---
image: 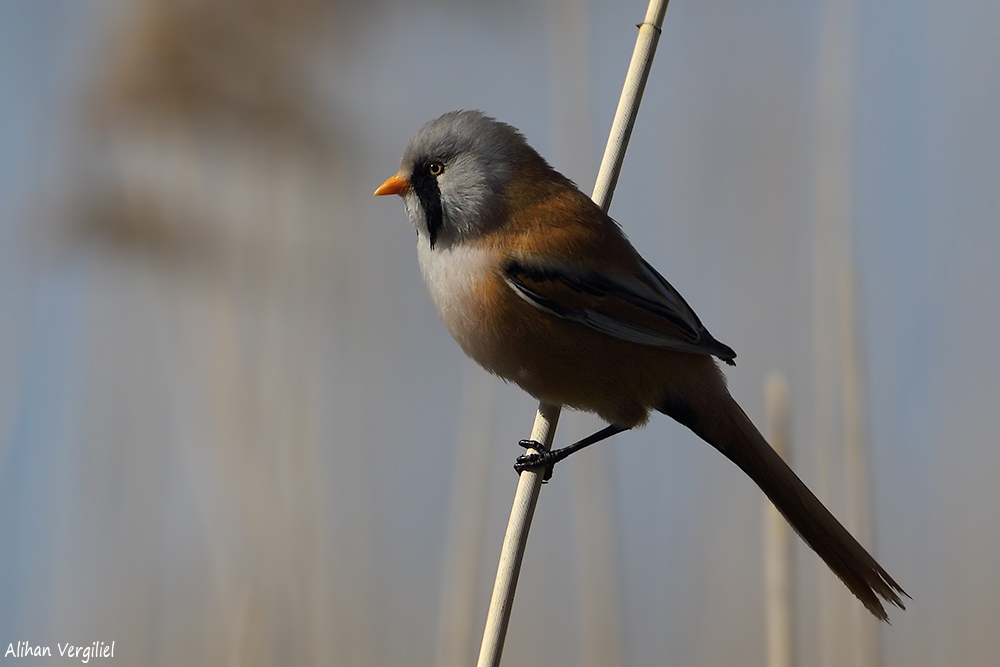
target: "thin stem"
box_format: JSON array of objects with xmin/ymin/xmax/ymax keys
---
[
  {"xmin": 476, "ymin": 403, "xmax": 561, "ymax": 667},
  {"xmin": 592, "ymin": 0, "xmax": 670, "ymax": 212},
  {"xmin": 475, "ymin": 2, "xmax": 671, "ymax": 666}
]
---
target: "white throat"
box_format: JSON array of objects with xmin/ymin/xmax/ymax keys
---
[{"xmin": 416, "ymin": 237, "xmax": 492, "ymax": 342}]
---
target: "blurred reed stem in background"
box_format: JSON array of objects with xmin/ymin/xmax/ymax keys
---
[{"xmin": 70, "ymin": 1, "xmax": 377, "ymax": 663}]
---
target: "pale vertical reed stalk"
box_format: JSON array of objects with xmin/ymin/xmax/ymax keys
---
[
  {"xmin": 476, "ymin": 1, "xmax": 671, "ymax": 666},
  {"xmin": 88, "ymin": 3, "xmax": 358, "ymax": 663},
  {"xmin": 841, "ymin": 270, "xmax": 880, "ymax": 667},
  {"xmin": 434, "ymin": 361, "xmax": 498, "ymax": 667},
  {"xmin": 765, "ymin": 373, "xmax": 794, "ymax": 667},
  {"xmin": 813, "ymin": 0, "xmax": 875, "ymax": 665}
]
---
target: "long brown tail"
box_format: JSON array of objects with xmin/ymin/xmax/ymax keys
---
[{"xmin": 661, "ymin": 392, "xmax": 907, "ymax": 620}]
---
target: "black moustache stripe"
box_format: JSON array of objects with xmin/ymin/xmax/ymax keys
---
[{"xmin": 410, "ymin": 166, "xmax": 443, "ymax": 249}]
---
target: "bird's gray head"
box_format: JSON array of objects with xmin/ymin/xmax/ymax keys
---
[{"xmin": 392, "ymin": 110, "xmax": 537, "ymax": 249}]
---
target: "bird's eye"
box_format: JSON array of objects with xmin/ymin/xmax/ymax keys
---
[{"xmin": 428, "ymin": 162, "xmax": 444, "ymax": 176}]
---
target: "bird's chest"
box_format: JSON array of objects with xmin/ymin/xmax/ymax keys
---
[{"xmin": 416, "ymin": 240, "xmax": 498, "ymax": 355}]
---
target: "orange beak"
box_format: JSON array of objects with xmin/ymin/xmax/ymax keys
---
[{"xmin": 373, "ymin": 173, "xmax": 411, "ymax": 196}]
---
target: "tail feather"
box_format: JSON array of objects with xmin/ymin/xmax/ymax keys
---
[{"xmin": 664, "ymin": 392, "xmax": 907, "ymax": 621}]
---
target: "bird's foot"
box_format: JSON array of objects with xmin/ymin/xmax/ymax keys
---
[
  {"xmin": 514, "ymin": 440, "xmax": 555, "ymax": 481},
  {"xmin": 513, "ymin": 424, "xmax": 627, "ymax": 482}
]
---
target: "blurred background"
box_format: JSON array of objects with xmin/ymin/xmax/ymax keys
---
[{"xmin": 1, "ymin": 0, "xmax": 997, "ymax": 665}]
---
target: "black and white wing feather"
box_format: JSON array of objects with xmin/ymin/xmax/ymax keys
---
[{"xmin": 504, "ymin": 257, "xmax": 736, "ymax": 364}]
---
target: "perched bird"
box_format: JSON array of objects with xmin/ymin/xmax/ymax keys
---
[{"xmin": 375, "ymin": 110, "xmax": 906, "ymax": 620}]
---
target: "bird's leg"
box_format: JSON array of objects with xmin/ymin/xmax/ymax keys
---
[{"xmin": 515, "ymin": 424, "xmax": 629, "ymax": 480}]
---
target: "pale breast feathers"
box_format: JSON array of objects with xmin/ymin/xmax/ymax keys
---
[{"xmin": 416, "ymin": 241, "xmax": 496, "ymax": 343}]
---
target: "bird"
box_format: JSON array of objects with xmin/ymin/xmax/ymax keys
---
[{"xmin": 374, "ymin": 109, "xmax": 906, "ymax": 620}]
